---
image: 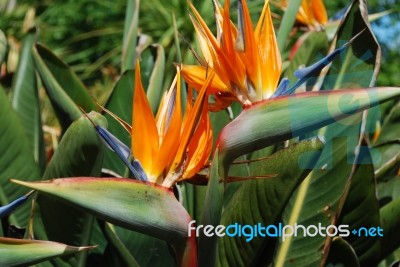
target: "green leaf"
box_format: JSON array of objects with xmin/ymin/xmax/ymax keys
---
[
  {"xmin": 217, "ymin": 138, "xmax": 324, "ymax": 267},
  {"xmin": 377, "ymin": 176, "xmax": 400, "ymax": 202},
  {"xmin": 35, "ymin": 44, "xmax": 96, "ymax": 112},
  {"xmin": 32, "ymin": 112, "xmax": 107, "ymax": 267},
  {"xmin": 12, "ymin": 178, "xmax": 197, "ymax": 266},
  {"xmin": 0, "ymin": 237, "xmax": 93, "ymax": 267},
  {"xmin": 321, "ymin": 3, "xmax": 380, "ymax": 91},
  {"xmin": 11, "ymin": 28, "xmax": 45, "ymax": 173},
  {"xmin": 375, "ymin": 99, "xmax": 400, "ymax": 145},
  {"xmin": 218, "ymin": 87, "xmax": 400, "ymax": 166},
  {"xmin": 121, "ymin": 0, "xmax": 139, "ymax": 72},
  {"xmin": 273, "ymin": 0, "xmax": 382, "ymax": 265},
  {"xmin": 102, "ymin": 70, "xmax": 134, "ymax": 176},
  {"xmin": 325, "ymin": 10, "xmax": 392, "ymax": 41},
  {"xmin": 144, "ymin": 44, "xmax": 165, "ymax": 114},
  {"xmin": 277, "ymin": 0, "xmax": 302, "ymax": 53},
  {"xmin": 42, "ymin": 112, "xmax": 106, "ymax": 178},
  {"xmin": 0, "ymin": 30, "xmax": 6, "ymax": 65},
  {"xmin": 380, "ymin": 196, "xmax": 400, "ymax": 262},
  {"xmin": 101, "ymin": 223, "xmax": 139, "ymax": 267},
  {"xmin": 373, "ymin": 100, "xmax": 400, "ymax": 181},
  {"xmin": 337, "ymin": 141, "xmax": 381, "ymax": 265},
  {"xmin": 198, "ymin": 148, "xmax": 224, "ymax": 267},
  {"xmin": 102, "ymin": 223, "xmax": 176, "ymax": 267},
  {"xmin": 32, "ymin": 44, "xmax": 94, "ymax": 130},
  {"xmin": 0, "ymin": 87, "xmax": 41, "ymax": 227},
  {"xmin": 325, "ymin": 237, "xmax": 360, "ymax": 267}
]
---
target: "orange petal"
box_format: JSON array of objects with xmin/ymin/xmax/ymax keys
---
[
  {"xmin": 156, "ymin": 71, "xmax": 182, "ymax": 179},
  {"xmin": 168, "ymin": 71, "xmax": 215, "ymax": 178},
  {"xmin": 297, "ymin": 0, "xmax": 314, "ymax": 26},
  {"xmin": 132, "ymin": 61, "xmax": 159, "ymax": 181},
  {"xmin": 312, "ymin": 0, "xmax": 327, "ymax": 25},
  {"xmin": 255, "ymin": 1, "xmax": 281, "ymax": 99},
  {"xmin": 221, "ymin": 0, "xmax": 247, "ymax": 91},
  {"xmin": 188, "ymin": 1, "xmax": 221, "ymax": 55},
  {"xmin": 237, "ymin": 0, "xmax": 261, "ymax": 99},
  {"xmin": 189, "ymin": 1, "xmax": 245, "ymax": 94},
  {"xmin": 180, "ymin": 64, "xmax": 230, "ymax": 94},
  {"xmin": 181, "ymin": 101, "xmax": 213, "ymax": 180},
  {"xmin": 189, "ymin": 14, "xmax": 215, "ymax": 67}
]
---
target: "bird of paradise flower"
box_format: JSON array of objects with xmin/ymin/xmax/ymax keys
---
[
  {"xmin": 180, "ymin": 0, "xmax": 358, "ymax": 111},
  {"xmin": 275, "ymin": 0, "xmax": 328, "ymax": 29},
  {"xmin": 92, "ymin": 62, "xmax": 214, "ymax": 188}
]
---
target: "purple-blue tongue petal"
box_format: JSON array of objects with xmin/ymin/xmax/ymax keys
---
[
  {"xmin": 0, "ymin": 191, "xmax": 34, "ymax": 218},
  {"xmin": 96, "ymin": 126, "xmax": 147, "ymax": 181},
  {"xmin": 271, "ymin": 78, "xmax": 290, "ymax": 98},
  {"xmin": 281, "ymin": 31, "xmax": 364, "ymax": 96}
]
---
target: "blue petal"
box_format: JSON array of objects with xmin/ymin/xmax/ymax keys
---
[
  {"xmin": 0, "ymin": 191, "xmax": 34, "ymax": 218},
  {"xmin": 97, "ymin": 126, "xmax": 130, "ymax": 159},
  {"xmin": 271, "ymin": 78, "xmax": 290, "ymax": 98},
  {"xmin": 282, "ymin": 31, "xmax": 364, "ymax": 96},
  {"xmin": 96, "ymin": 126, "xmax": 147, "ymax": 182}
]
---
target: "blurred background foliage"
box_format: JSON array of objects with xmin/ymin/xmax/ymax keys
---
[
  {"xmin": 0, "ymin": 0, "xmax": 399, "ymax": 92},
  {"xmin": 0, "ymin": 0, "xmax": 398, "ymax": 148}
]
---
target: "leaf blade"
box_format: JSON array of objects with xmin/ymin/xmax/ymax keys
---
[{"xmin": 0, "ymin": 237, "xmax": 93, "ymax": 267}]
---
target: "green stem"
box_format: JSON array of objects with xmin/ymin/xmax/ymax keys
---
[
  {"xmin": 277, "ymin": 0, "xmax": 302, "ymax": 54},
  {"xmin": 198, "ymin": 148, "xmax": 225, "ymax": 267},
  {"xmin": 103, "ymin": 222, "xmax": 140, "ymax": 267}
]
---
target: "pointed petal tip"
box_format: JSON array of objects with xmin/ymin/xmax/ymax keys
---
[
  {"xmin": 76, "ymin": 245, "xmax": 97, "ymax": 252},
  {"xmin": 0, "ymin": 190, "xmax": 34, "ymax": 218}
]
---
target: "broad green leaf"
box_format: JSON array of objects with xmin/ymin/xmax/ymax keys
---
[
  {"xmin": 0, "ymin": 237, "xmax": 93, "ymax": 267},
  {"xmin": 103, "ymin": 70, "xmax": 134, "ymax": 176},
  {"xmin": 325, "ymin": 237, "xmax": 360, "ymax": 267},
  {"xmin": 0, "ymin": 87, "xmax": 41, "ymax": 227},
  {"xmin": 217, "ymin": 138, "xmax": 324, "ymax": 267},
  {"xmin": 101, "ymin": 223, "xmax": 139, "ymax": 267},
  {"xmin": 0, "ymin": 30, "xmax": 6, "ymax": 65},
  {"xmin": 337, "ymin": 141, "xmax": 381, "ymax": 265},
  {"xmin": 12, "ymin": 178, "xmax": 197, "ymax": 267},
  {"xmin": 32, "ymin": 45, "xmax": 91, "ymax": 130},
  {"xmin": 35, "ymin": 44, "xmax": 96, "ymax": 111},
  {"xmin": 276, "ymin": 0, "xmax": 302, "ymax": 53},
  {"xmin": 380, "ymin": 196, "xmax": 400, "ymax": 262},
  {"xmin": 121, "ymin": 0, "xmax": 139, "ymax": 72},
  {"xmin": 218, "ymin": 87, "xmax": 399, "ymax": 165},
  {"xmin": 273, "ymin": 0, "xmax": 381, "ymax": 265},
  {"xmin": 11, "ymin": 28, "xmax": 45, "ymax": 173},
  {"xmin": 377, "ymin": 177, "xmax": 400, "ymax": 202},
  {"xmin": 33, "ymin": 112, "xmax": 106, "ymax": 267},
  {"xmin": 274, "ymin": 134, "xmax": 356, "ymax": 267},
  {"xmin": 103, "ymin": 224, "xmax": 176, "ymax": 267}
]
